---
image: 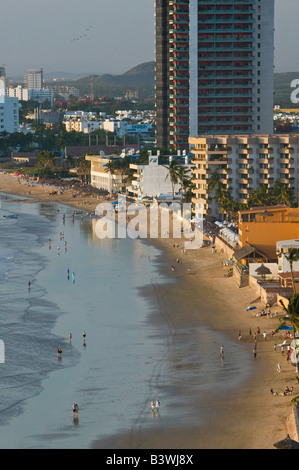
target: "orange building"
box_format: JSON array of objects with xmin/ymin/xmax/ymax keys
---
[{"xmin": 238, "ymin": 205, "xmax": 299, "ymax": 260}]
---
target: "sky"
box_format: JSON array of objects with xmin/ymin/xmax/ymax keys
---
[{"xmin": 0, "ymin": 0, "xmax": 298, "ymax": 77}]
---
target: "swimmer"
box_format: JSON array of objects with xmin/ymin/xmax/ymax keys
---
[
  {"xmin": 68, "ymin": 332, "xmax": 72, "ymax": 342},
  {"xmin": 82, "ymin": 331, "xmax": 86, "ymax": 342},
  {"xmin": 57, "ymin": 346, "xmax": 62, "ymax": 354},
  {"xmin": 151, "ymin": 400, "xmax": 155, "ymax": 412},
  {"xmin": 28, "ymin": 281, "xmax": 31, "ymax": 290},
  {"xmin": 72, "ymin": 272, "xmax": 75, "ymax": 283},
  {"xmin": 155, "ymin": 400, "xmax": 160, "ymax": 411}
]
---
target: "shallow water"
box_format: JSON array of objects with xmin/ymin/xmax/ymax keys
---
[{"xmin": 0, "ymin": 195, "xmax": 253, "ymax": 448}]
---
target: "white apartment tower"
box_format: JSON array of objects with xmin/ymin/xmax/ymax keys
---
[
  {"xmin": 156, "ymin": 0, "xmax": 275, "ymax": 150},
  {"xmin": 24, "ymin": 68, "xmax": 43, "ymax": 89}
]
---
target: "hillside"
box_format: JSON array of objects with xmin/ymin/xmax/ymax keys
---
[
  {"xmin": 48, "ymin": 62, "xmax": 299, "ymax": 108},
  {"xmin": 58, "ymin": 61, "xmax": 155, "ymax": 101}
]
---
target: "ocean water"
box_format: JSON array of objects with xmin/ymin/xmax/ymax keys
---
[{"xmin": 0, "ymin": 194, "xmax": 253, "ymax": 449}]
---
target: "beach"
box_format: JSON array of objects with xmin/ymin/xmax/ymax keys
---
[{"xmin": 0, "ymin": 172, "xmax": 298, "ymax": 449}]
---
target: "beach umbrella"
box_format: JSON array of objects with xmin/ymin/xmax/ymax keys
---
[
  {"xmin": 273, "ymin": 434, "xmax": 299, "ymax": 449},
  {"xmin": 255, "ymin": 264, "xmax": 271, "ymax": 280},
  {"xmin": 255, "ymin": 264, "xmax": 271, "ymax": 275}
]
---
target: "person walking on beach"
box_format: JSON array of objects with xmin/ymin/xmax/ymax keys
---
[
  {"xmin": 72, "ymin": 403, "xmax": 79, "ymax": 416},
  {"xmin": 155, "ymin": 400, "xmax": 160, "ymax": 412},
  {"xmin": 274, "ymin": 343, "xmax": 277, "ymax": 352},
  {"xmin": 263, "ymin": 331, "xmax": 267, "ymax": 341},
  {"xmin": 277, "ymin": 363, "xmax": 281, "ymax": 372}
]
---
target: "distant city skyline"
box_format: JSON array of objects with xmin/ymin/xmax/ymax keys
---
[{"xmin": 0, "ymin": 0, "xmax": 298, "ymax": 78}]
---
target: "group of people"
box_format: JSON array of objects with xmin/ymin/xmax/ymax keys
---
[
  {"xmin": 68, "ymin": 331, "xmax": 86, "ymax": 345},
  {"xmin": 151, "ymin": 400, "xmax": 160, "ymax": 413},
  {"xmin": 270, "ymin": 386, "xmax": 293, "ymax": 397}
]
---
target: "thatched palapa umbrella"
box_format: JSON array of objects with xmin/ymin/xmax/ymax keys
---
[
  {"xmin": 255, "ymin": 264, "xmax": 271, "ymax": 281},
  {"xmin": 274, "ymin": 434, "xmax": 299, "ymax": 449}
]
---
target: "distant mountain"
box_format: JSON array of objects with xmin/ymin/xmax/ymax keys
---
[
  {"xmin": 53, "ymin": 61, "xmax": 155, "ymax": 101},
  {"xmin": 10, "ymin": 62, "xmax": 299, "ymax": 108}
]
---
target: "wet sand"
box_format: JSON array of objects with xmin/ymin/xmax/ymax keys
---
[
  {"xmin": 93, "ymin": 236, "xmax": 298, "ymax": 449},
  {"xmin": 0, "ymin": 172, "xmax": 298, "ymax": 449}
]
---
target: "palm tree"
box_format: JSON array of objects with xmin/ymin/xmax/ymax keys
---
[
  {"xmin": 77, "ymin": 157, "xmax": 91, "ymax": 184},
  {"xmin": 37, "ymin": 150, "xmax": 55, "ymax": 169},
  {"xmin": 175, "ymin": 164, "xmax": 191, "ymax": 205},
  {"xmin": 104, "ymin": 160, "xmax": 118, "ymax": 193},
  {"xmin": 164, "ymin": 160, "xmax": 179, "ymax": 199},
  {"xmin": 285, "ymin": 248, "xmax": 299, "ymax": 295},
  {"xmin": 208, "ymin": 171, "xmax": 224, "ymax": 195},
  {"xmin": 272, "ymin": 178, "xmax": 295, "ymax": 206},
  {"xmin": 275, "ymin": 294, "xmax": 299, "ymax": 377}
]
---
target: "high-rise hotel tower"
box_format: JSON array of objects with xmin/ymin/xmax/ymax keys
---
[{"xmin": 155, "ymin": 0, "xmax": 274, "ymax": 151}]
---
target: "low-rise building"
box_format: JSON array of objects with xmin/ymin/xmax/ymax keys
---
[
  {"xmin": 127, "ymin": 151, "xmax": 191, "ymax": 202},
  {"xmin": 238, "ymin": 205, "xmax": 299, "ymax": 260},
  {"xmin": 64, "ymin": 119, "xmax": 101, "ymax": 134},
  {"xmin": 85, "ymin": 155, "xmax": 124, "ymax": 193}
]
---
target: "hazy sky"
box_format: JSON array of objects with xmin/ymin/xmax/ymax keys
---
[{"xmin": 0, "ymin": 0, "xmax": 298, "ymax": 77}]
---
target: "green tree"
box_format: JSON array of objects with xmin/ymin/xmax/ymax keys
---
[
  {"xmin": 77, "ymin": 157, "xmax": 91, "ymax": 183},
  {"xmin": 37, "ymin": 150, "xmax": 55, "ymax": 169},
  {"xmin": 272, "ymin": 178, "xmax": 295, "ymax": 206}
]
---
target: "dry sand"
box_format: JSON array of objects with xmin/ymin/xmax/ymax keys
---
[{"xmin": 0, "ymin": 172, "xmax": 298, "ymax": 449}]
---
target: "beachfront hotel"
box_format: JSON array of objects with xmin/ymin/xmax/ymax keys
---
[
  {"xmin": 190, "ymin": 134, "xmax": 299, "ymax": 217},
  {"xmin": 85, "ymin": 155, "xmax": 125, "ymax": 193},
  {"xmin": 155, "ymin": 0, "xmax": 274, "ymax": 151}
]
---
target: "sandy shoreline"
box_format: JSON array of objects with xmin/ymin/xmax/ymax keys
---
[{"xmin": 0, "ymin": 172, "xmax": 298, "ymax": 449}]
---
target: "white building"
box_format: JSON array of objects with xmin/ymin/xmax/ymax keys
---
[
  {"xmin": 101, "ymin": 119, "xmax": 152, "ymax": 138},
  {"xmin": 64, "ymin": 119, "xmax": 101, "ymax": 134},
  {"xmin": 7, "ymin": 85, "xmax": 29, "ymax": 101},
  {"xmin": 0, "ymin": 96, "xmax": 19, "ymax": 133},
  {"xmin": 101, "ymin": 119, "xmax": 127, "ymax": 137},
  {"xmin": 127, "ymin": 152, "xmax": 191, "ymax": 201},
  {"xmin": 85, "ymin": 155, "xmax": 124, "ymax": 192},
  {"xmin": 276, "ymin": 239, "xmax": 299, "ymax": 273}
]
